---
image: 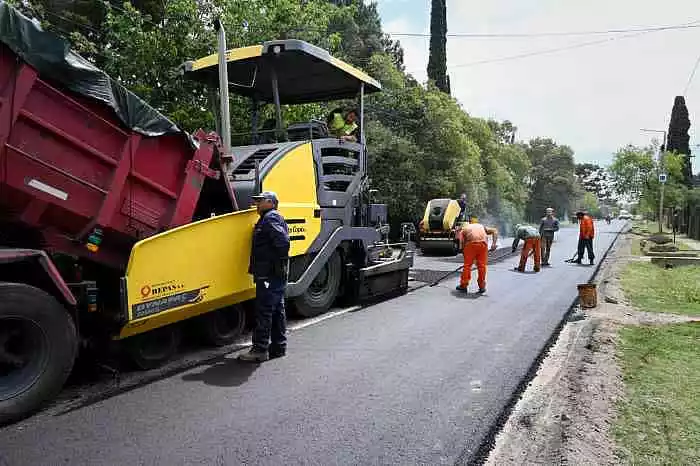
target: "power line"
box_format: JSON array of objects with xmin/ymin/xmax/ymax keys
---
[
  {"xmin": 447, "ymin": 29, "xmax": 663, "ymax": 69},
  {"xmin": 683, "ymin": 53, "xmax": 700, "ymax": 95},
  {"xmin": 387, "ymin": 22, "xmax": 700, "ymax": 39}
]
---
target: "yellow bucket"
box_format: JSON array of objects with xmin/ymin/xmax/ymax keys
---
[{"xmin": 577, "ymin": 283, "xmax": 597, "ymax": 309}]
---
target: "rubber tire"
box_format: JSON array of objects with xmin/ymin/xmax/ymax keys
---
[
  {"xmin": 125, "ymin": 325, "xmax": 181, "ymax": 370},
  {"xmin": 200, "ymin": 305, "xmax": 246, "ymax": 347},
  {"xmin": 294, "ymin": 251, "xmax": 342, "ymax": 318},
  {"xmin": 0, "ymin": 283, "xmax": 77, "ymax": 426}
]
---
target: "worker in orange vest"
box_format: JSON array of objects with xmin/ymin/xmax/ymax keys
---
[
  {"xmin": 457, "ymin": 216, "xmax": 498, "ymax": 294},
  {"xmin": 575, "ymin": 210, "xmax": 595, "ymax": 265}
]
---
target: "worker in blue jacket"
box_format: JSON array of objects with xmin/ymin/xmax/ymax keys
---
[{"xmin": 239, "ymin": 191, "xmax": 290, "ymax": 363}]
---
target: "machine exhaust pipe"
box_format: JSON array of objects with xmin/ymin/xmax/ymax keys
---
[{"xmin": 213, "ymin": 18, "xmax": 239, "ymax": 210}]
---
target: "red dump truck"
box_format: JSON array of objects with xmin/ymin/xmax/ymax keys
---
[
  {"xmin": 0, "ymin": 3, "xmax": 225, "ymax": 423},
  {"xmin": 0, "ymin": 4, "xmax": 413, "ymax": 424}
]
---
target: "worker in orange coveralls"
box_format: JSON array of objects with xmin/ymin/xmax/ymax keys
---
[
  {"xmin": 512, "ymin": 224, "xmax": 541, "ymax": 272},
  {"xmin": 456, "ymin": 216, "xmax": 498, "ymax": 294},
  {"xmin": 575, "ymin": 210, "xmax": 595, "ymax": 265}
]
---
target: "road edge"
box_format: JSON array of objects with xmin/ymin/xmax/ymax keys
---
[{"xmin": 462, "ymin": 222, "xmax": 630, "ymax": 466}]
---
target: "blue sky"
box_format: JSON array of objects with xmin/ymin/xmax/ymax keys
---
[{"xmin": 375, "ymin": 0, "xmax": 700, "ymax": 171}]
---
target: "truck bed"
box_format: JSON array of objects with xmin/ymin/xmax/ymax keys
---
[{"xmin": 0, "ymin": 42, "xmax": 215, "ymax": 268}]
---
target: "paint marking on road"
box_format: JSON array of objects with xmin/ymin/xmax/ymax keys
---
[
  {"xmin": 224, "ymin": 306, "xmax": 364, "ymax": 357},
  {"xmin": 288, "ymin": 305, "xmax": 362, "ymax": 331},
  {"xmin": 470, "ymin": 380, "xmax": 483, "ymax": 392}
]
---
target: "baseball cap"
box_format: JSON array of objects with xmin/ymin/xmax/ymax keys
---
[{"xmin": 251, "ymin": 191, "xmax": 278, "ymax": 203}]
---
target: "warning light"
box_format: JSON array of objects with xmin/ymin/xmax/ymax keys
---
[{"xmin": 86, "ymin": 227, "xmax": 103, "ymax": 253}]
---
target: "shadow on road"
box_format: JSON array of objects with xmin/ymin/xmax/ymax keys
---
[
  {"xmin": 509, "ymin": 269, "xmax": 540, "ymax": 275},
  {"xmin": 450, "ymin": 290, "xmax": 485, "ymax": 300},
  {"xmin": 181, "ymin": 357, "xmax": 258, "ymax": 387}
]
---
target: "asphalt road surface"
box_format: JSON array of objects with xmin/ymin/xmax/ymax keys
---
[{"xmin": 0, "ymin": 221, "xmax": 625, "ymax": 466}]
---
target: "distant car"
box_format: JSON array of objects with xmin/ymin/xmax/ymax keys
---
[{"xmin": 618, "ymin": 213, "xmax": 632, "ymax": 220}]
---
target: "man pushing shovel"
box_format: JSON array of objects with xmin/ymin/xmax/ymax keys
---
[{"xmin": 456, "ymin": 216, "xmax": 498, "ymax": 294}]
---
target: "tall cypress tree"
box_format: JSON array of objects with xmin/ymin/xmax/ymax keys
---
[
  {"xmin": 666, "ymin": 96, "xmax": 692, "ymax": 186},
  {"xmin": 427, "ymin": 0, "xmax": 449, "ymax": 94}
]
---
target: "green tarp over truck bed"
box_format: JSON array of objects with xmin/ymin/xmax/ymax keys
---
[{"xmin": 0, "ymin": 0, "xmax": 190, "ymax": 141}]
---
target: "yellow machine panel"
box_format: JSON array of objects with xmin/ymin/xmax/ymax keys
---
[
  {"xmin": 262, "ymin": 142, "xmax": 321, "ymax": 257},
  {"xmin": 118, "ymin": 142, "xmax": 321, "ymax": 339},
  {"xmin": 441, "ymin": 200, "xmax": 461, "ymax": 231},
  {"xmin": 421, "ymin": 199, "xmax": 461, "ymax": 232},
  {"xmin": 119, "ymin": 210, "xmax": 258, "ymax": 338}
]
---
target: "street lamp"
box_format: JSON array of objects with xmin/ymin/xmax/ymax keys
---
[{"xmin": 640, "ymin": 128, "xmax": 667, "ymax": 233}]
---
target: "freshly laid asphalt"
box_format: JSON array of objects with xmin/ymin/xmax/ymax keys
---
[{"xmin": 0, "ymin": 221, "xmax": 625, "ymax": 466}]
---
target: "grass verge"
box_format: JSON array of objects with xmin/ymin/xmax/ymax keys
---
[
  {"xmin": 614, "ymin": 323, "xmax": 700, "ymax": 464},
  {"xmin": 630, "ymin": 237, "xmax": 643, "ymax": 256},
  {"xmin": 620, "ymin": 263, "xmax": 700, "ymax": 316}
]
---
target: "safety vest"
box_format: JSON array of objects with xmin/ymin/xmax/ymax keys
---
[
  {"xmin": 461, "ymin": 224, "xmax": 487, "ymax": 244},
  {"xmin": 330, "ymin": 112, "xmax": 357, "ymax": 137},
  {"xmin": 579, "ymin": 215, "xmax": 595, "ymax": 239}
]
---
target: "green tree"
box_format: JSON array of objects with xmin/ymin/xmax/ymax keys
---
[
  {"xmin": 608, "ymin": 145, "xmax": 655, "ymax": 201},
  {"xmin": 580, "ymin": 191, "xmax": 602, "ymax": 218},
  {"xmin": 326, "ymin": 1, "xmax": 404, "ymax": 69},
  {"xmin": 427, "ymin": 0, "xmax": 448, "ymax": 93},
  {"xmin": 608, "ymin": 144, "xmax": 691, "ymax": 219},
  {"xmin": 366, "ymin": 120, "xmax": 426, "ymax": 225},
  {"xmin": 525, "ymin": 138, "xmax": 576, "ymax": 221},
  {"xmin": 666, "ymin": 96, "xmax": 693, "ymax": 186},
  {"xmin": 575, "ymin": 163, "xmax": 614, "ymax": 203},
  {"xmin": 488, "ymin": 120, "xmax": 517, "ymax": 144},
  {"xmin": 13, "ymin": 0, "xmax": 569, "ymax": 232}
]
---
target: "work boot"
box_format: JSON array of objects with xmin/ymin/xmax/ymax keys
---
[
  {"xmin": 574, "ymin": 259, "xmax": 582, "ymax": 265},
  {"xmin": 534, "ymin": 268, "xmax": 541, "ymax": 273},
  {"xmin": 477, "ymin": 288, "xmax": 486, "ymax": 294},
  {"xmin": 542, "ymin": 262, "xmax": 551, "ymax": 267},
  {"xmin": 456, "ymin": 285, "xmax": 468, "ymax": 292},
  {"xmin": 238, "ymin": 348, "xmax": 269, "ymax": 363},
  {"xmin": 513, "ymin": 267, "xmax": 524, "ymax": 272},
  {"xmin": 589, "ymin": 259, "xmax": 594, "ymax": 266},
  {"xmin": 269, "ymin": 345, "xmax": 286, "ymax": 360}
]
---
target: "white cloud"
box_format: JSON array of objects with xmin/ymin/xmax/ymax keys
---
[{"xmin": 382, "ymin": 0, "xmax": 700, "ymax": 170}]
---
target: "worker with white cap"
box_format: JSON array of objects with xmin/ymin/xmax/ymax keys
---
[{"xmin": 539, "ymin": 207, "xmax": 560, "ymax": 266}]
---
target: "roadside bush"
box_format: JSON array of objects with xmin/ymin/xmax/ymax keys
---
[
  {"xmin": 647, "ymin": 234, "xmax": 672, "ymax": 245},
  {"xmin": 649, "ymin": 244, "xmax": 679, "ymax": 253}
]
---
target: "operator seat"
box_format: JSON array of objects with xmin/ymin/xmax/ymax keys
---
[{"xmin": 286, "ymin": 120, "xmax": 329, "ymax": 141}]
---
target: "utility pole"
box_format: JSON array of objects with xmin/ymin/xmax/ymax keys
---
[
  {"xmin": 641, "ymin": 128, "xmax": 667, "ymax": 233},
  {"xmin": 658, "ymin": 171, "xmax": 666, "ymax": 233}
]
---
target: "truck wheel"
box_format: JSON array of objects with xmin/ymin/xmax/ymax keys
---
[
  {"xmin": 200, "ymin": 305, "xmax": 246, "ymax": 347},
  {"xmin": 294, "ymin": 251, "xmax": 342, "ymax": 318},
  {"xmin": 0, "ymin": 283, "xmax": 77, "ymax": 426},
  {"xmin": 125, "ymin": 325, "xmax": 181, "ymax": 370}
]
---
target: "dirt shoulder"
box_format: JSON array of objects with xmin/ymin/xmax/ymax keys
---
[{"xmin": 484, "ymin": 232, "xmax": 697, "ymax": 465}]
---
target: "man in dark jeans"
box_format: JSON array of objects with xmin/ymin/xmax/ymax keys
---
[
  {"xmin": 457, "ymin": 193, "xmax": 468, "ymax": 221},
  {"xmin": 539, "ymin": 207, "xmax": 559, "ymax": 266},
  {"xmin": 239, "ymin": 191, "xmax": 290, "ymax": 363},
  {"xmin": 575, "ymin": 210, "xmax": 595, "ymax": 265}
]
